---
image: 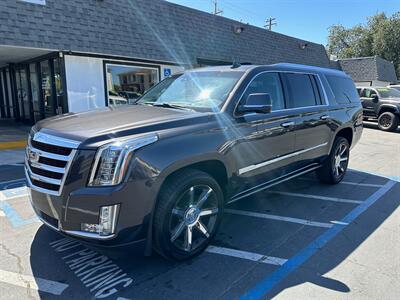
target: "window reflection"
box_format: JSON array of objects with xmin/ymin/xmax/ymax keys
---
[{"xmin": 106, "ymin": 64, "xmax": 158, "ymax": 106}]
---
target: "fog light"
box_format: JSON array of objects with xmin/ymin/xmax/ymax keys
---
[{"xmin": 81, "ymin": 204, "xmax": 119, "ymax": 236}]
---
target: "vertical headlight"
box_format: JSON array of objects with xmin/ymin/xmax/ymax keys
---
[{"xmin": 88, "ymin": 134, "xmax": 158, "ymax": 186}]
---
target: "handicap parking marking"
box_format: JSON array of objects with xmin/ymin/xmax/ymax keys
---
[
  {"xmin": 0, "ymin": 186, "xmax": 28, "ymax": 201},
  {"xmin": 0, "ymin": 186, "xmax": 38, "ymax": 228},
  {"xmin": 50, "ymin": 238, "xmax": 134, "ymax": 299},
  {"xmin": 267, "ymin": 191, "xmax": 363, "ymax": 204},
  {"xmin": 240, "ymin": 180, "xmax": 397, "ymax": 299},
  {"xmin": 225, "ymin": 209, "xmax": 335, "ymax": 228},
  {"xmin": 0, "ymin": 269, "xmax": 69, "ymax": 296},
  {"xmin": 206, "ymin": 246, "xmax": 287, "ymax": 266}
]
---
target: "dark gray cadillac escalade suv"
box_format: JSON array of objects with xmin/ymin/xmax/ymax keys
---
[{"xmin": 25, "ymin": 63, "xmax": 363, "ymax": 260}]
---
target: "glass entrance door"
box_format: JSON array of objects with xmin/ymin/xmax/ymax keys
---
[{"xmin": 15, "ymin": 67, "xmax": 32, "ymax": 123}]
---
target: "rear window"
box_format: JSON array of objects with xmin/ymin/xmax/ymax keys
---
[
  {"xmin": 282, "ymin": 73, "xmax": 319, "ymax": 108},
  {"xmin": 326, "ymin": 76, "xmax": 360, "ymax": 103}
]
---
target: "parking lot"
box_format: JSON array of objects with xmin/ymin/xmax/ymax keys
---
[{"xmin": 0, "ymin": 126, "xmax": 399, "ymax": 300}]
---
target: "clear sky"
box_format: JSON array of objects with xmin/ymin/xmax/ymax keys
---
[{"xmin": 166, "ymin": 0, "xmax": 399, "ymax": 45}]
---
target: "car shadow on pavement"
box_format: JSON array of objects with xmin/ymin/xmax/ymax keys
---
[{"xmin": 28, "ymin": 171, "xmax": 399, "ymax": 299}]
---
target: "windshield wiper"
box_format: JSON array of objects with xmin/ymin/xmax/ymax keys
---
[{"xmin": 151, "ymin": 102, "xmax": 195, "ymax": 111}]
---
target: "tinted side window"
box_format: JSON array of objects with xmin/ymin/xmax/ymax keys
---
[
  {"xmin": 326, "ymin": 75, "xmax": 360, "ymax": 103},
  {"xmin": 283, "ymin": 73, "xmax": 318, "ymax": 108},
  {"xmin": 361, "ymin": 88, "xmax": 375, "ymax": 98},
  {"xmin": 241, "ymin": 72, "xmax": 285, "ymax": 111}
]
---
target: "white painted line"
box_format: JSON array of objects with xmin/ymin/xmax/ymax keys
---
[
  {"xmin": 267, "ymin": 191, "xmax": 363, "ymax": 204},
  {"xmin": 0, "ymin": 178, "xmax": 26, "ymax": 185},
  {"xmin": 206, "ymin": 246, "xmax": 287, "ymax": 266},
  {"xmin": 0, "ymin": 269, "xmax": 69, "ymax": 295},
  {"xmin": 225, "ymin": 209, "xmax": 333, "ymax": 228},
  {"xmin": 300, "ymin": 178, "xmax": 384, "ymax": 188},
  {"xmin": 0, "ymin": 186, "xmax": 29, "ymax": 201}
]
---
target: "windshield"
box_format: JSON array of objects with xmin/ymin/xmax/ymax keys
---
[
  {"xmin": 137, "ymin": 71, "xmax": 244, "ymax": 111},
  {"xmin": 376, "ymin": 87, "xmax": 400, "ymax": 98}
]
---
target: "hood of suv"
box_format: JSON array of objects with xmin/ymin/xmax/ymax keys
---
[{"xmin": 34, "ymin": 105, "xmax": 207, "ymax": 148}]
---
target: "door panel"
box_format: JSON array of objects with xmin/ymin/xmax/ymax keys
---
[
  {"xmin": 229, "ymin": 71, "xmax": 295, "ymax": 195},
  {"xmin": 360, "ymin": 88, "xmax": 377, "ymax": 116}
]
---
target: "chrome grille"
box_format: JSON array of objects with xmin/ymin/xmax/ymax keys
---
[{"xmin": 25, "ymin": 132, "xmax": 80, "ymax": 196}]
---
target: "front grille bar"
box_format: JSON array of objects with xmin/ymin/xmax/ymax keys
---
[{"xmin": 25, "ymin": 132, "xmax": 80, "ymax": 196}]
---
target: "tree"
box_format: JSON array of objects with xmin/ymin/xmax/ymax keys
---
[{"xmin": 327, "ymin": 12, "xmax": 400, "ymax": 78}]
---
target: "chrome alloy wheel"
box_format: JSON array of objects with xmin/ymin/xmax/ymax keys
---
[
  {"xmin": 169, "ymin": 185, "xmax": 219, "ymax": 252},
  {"xmin": 334, "ymin": 143, "xmax": 349, "ymax": 177}
]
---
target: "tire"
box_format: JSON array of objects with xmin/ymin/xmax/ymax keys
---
[
  {"xmin": 378, "ymin": 112, "xmax": 399, "ymax": 132},
  {"xmin": 153, "ymin": 169, "xmax": 224, "ymax": 260},
  {"xmin": 317, "ymin": 137, "xmax": 350, "ymax": 184}
]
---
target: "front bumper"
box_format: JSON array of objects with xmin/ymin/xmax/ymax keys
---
[{"xmin": 27, "ymin": 162, "xmax": 160, "ymax": 247}]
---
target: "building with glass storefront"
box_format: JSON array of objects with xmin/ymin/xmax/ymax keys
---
[{"xmin": 0, "ymin": 0, "xmax": 331, "ymax": 124}]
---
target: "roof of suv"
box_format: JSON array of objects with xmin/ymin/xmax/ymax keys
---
[{"xmin": 189, "ymin": 63, "xmax": 349, "ymax": 78}]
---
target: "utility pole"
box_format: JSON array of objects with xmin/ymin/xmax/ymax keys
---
[
  {"xmin": 212, "ymin": 0, "xmax": 223, "ymax": 15},
  {"xmin": 264, "ymin": 17, "xmax": 277, "ymax": 30}
]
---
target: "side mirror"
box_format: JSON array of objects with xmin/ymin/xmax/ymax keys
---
[
  {"xmin": 372, "ymin": 94, "xmax": 379, "ymax": 102},
  {"xmin": 238, "ymin": 93, "xmax": 272, "ymax": 114}
]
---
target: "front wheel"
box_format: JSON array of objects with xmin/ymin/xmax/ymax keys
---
[
  {"xmin": 153, "ymin": 169, "xmax": 224, "ymax": 260},
  {"xmin": 317, "ymin": 137, "xmax": 350, "ymax": 184},
  {"xmin": 378, "ymin": 112, "xmax": 399, "ymax": 132}
]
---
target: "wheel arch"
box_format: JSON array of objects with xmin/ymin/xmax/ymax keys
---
[
  {"xmin": 335, "ymin": 127, "xmax": 353, "ymax": 147},
  {"xmin": 378, "ymin": 105, "xmax": 399, "ymax": 116}
]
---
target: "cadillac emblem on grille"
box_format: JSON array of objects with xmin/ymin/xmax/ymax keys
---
[{"xmin": 28, "ymin": 149, "xmax": 40, "ymax": 163}]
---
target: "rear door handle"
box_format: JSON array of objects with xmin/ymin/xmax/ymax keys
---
[
  {"xmin": 320, "ymin": 115, "xmax": 329, "ymax": 120},
  {"xmin": 281, "ymin": 121, "xmax": 295, "ymax": 128}
]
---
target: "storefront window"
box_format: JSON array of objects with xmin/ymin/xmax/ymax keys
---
[
  {"xmin": 105, "ymin": 64, "xmax": 159, "ymax": 106},
  {"xmin": 30, "ymin": 63, "xmax": 42, "ymax": 122},
  {"xmin": 40, "ymin": 60, "xmax": 53, "ymax": 116},
  {"xmin": 53, "ymin": 58, "xmax": 64, "ymax": 114}
]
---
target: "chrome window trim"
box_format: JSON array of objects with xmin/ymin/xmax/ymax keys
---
[
  {"xmin": 238, "ymin": 142, "xmax": 328, "ymax": 175},
  {"xmin": 232, "ymin": 70, "xmax": 331, "ymax": 118}
]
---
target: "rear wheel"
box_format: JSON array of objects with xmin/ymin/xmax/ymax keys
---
[
  {"xmin": 317, "ymin": 137, "xmax": 350, "ymax": 184},
  {"xmin": 153, "ymin": 169, "xmax": 224, "ymax": 260},
  {"xmin": 378, "ymin": 112, "xmax": 399, "ymax": 132}
]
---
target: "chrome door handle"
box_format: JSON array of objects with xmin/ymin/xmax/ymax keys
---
[
  {"xmin": 281, "ymin": 121, "xmax": 295, "ymax": 128},
  {"xmin": 320, "ymin": 115, "xmax": 329, "ymax": 120}
]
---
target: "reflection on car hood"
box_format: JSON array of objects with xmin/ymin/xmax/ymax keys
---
[{"xmin": 34, "ymin": 105, "xmax": 206, "ymax": 148}]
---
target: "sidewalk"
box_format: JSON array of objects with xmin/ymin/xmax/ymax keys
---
[{"xmin": 0, "ymin": 120, "xmax": 30, "ymax": 165}]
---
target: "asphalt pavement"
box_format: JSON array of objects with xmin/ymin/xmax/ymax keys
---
[{"xmin": 0, "ymin": 126, "xmax": 399, "ymax": 299}]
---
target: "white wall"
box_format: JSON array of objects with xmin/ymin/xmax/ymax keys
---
[
  {"xmin": 64, "ymin": 55, "xmax": 185, "ymax": 113},
  {"xmin": 64, "ymin": 55, "xmax": 106, "ymax": 113}
]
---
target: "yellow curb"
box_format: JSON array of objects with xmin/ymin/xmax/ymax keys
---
[{"xmin": 0, "ymin": 140, "xmax": 27, "ymax": 150}]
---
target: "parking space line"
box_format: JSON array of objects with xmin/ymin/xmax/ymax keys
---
[
  {"xmin": 206, "ymin": 246, "xmax": 287, "ymax": 266},
  {"xmin": 240, "ymin": 180, "xmax": 397, "ymax": 299},
  {"xmin": 299, "ymin": 178, "xmax": 384, "ymax": 188},
  {"xmin": 266, "ymin": 191, "xmax": 363, "ymax": 204},
  {"xmin": 0, "ymin": 269, "xmax": 69, "ymax": 295},
  {"xmin": 225, "ymin": 209, "xmax": 334, "ymax": 228}
]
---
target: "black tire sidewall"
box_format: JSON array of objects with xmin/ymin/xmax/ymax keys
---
[
  {"xmin": 378, "ymin": 112, "xmax": 399, "ymax": 132},
  {"xmin": 155, "ymin": 170, "xmax": 224, "ymax": 260}
]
